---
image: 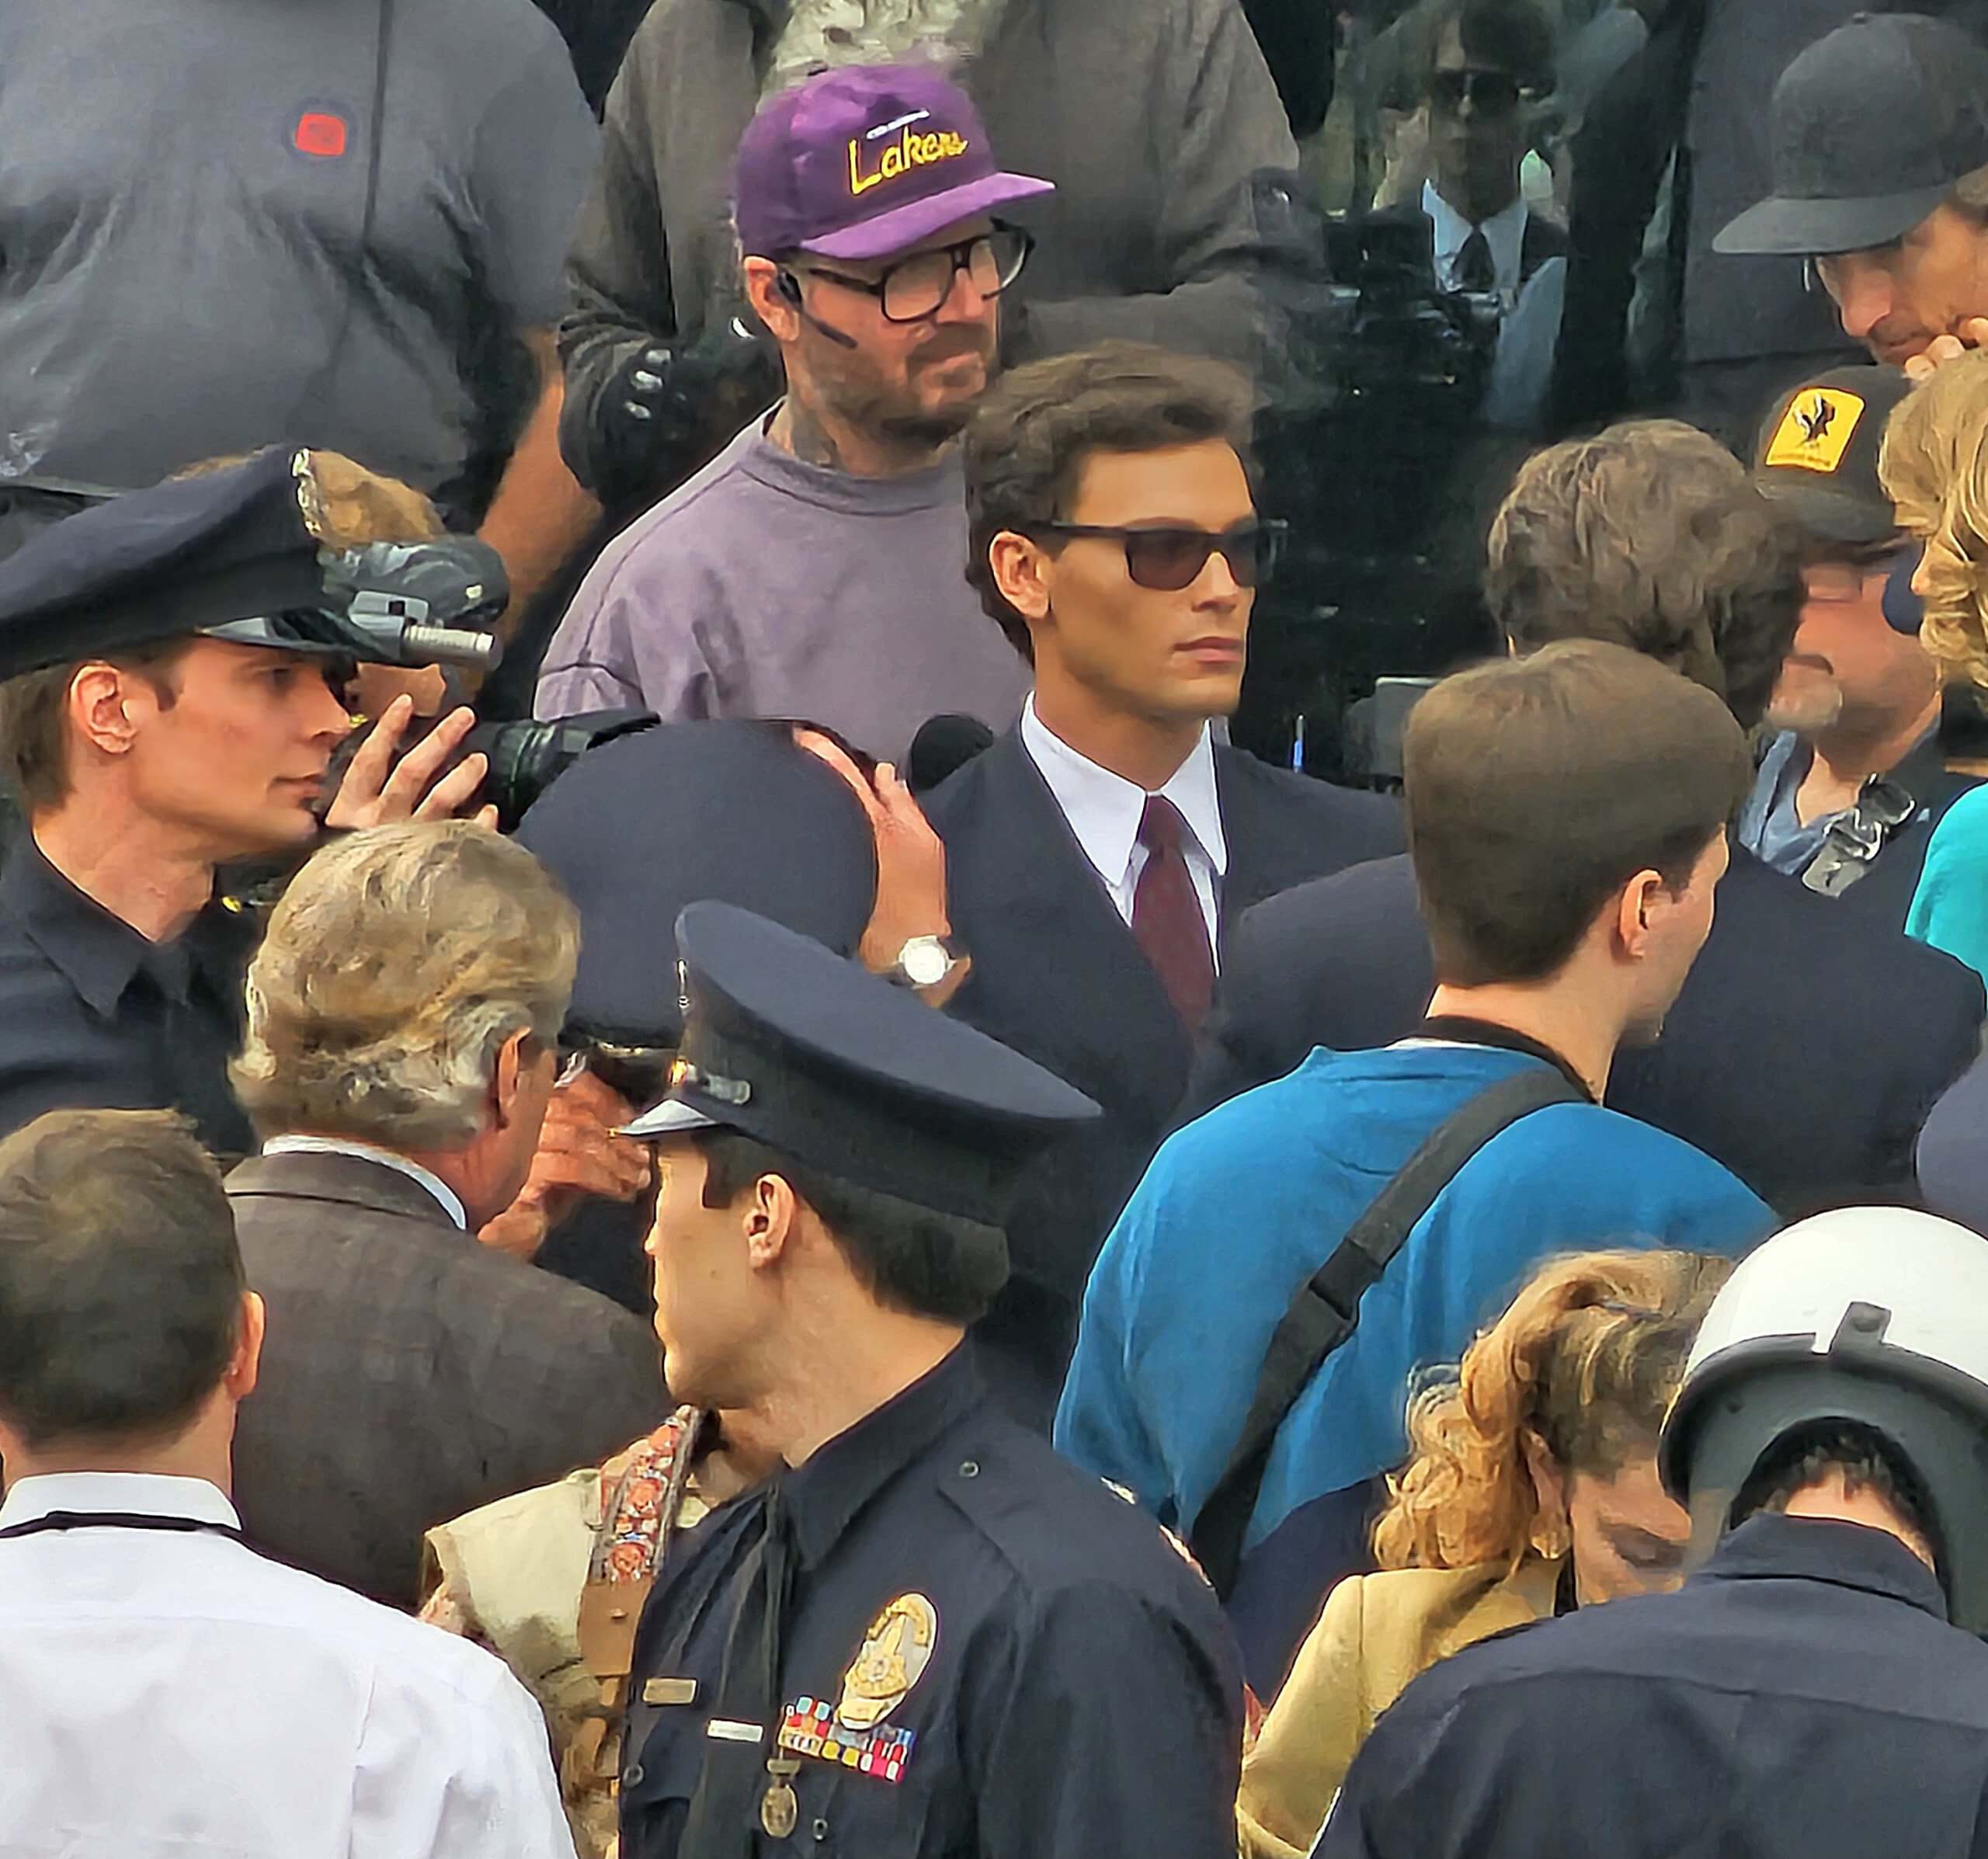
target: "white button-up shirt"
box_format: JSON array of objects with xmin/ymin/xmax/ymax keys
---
[
  {"xmin": 259, "ymin": 1134, "xmax": 469, "ymax": 1228},
  {"xmin": 1424, "ymin": 179, "xmax": 1531, "ymax": 308},
  {"xmin": 1020, "ymin": 696, "xmax": 1228, "ymax": 960},
  {"xmin": 0, "ymin": 1470, "xmax": 575, "ymax": 1858}
]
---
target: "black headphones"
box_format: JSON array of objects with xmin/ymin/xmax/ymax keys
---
[
  {"xmin": 775, "ymin": 267, "xmax": 805, "ymax": 307},
  {"xmin": 772, "ymin": 266, "xmax": 857, "ymax": 349}
]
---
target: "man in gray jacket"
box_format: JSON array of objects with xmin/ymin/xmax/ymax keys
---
[{"xmin": 558, "ymin": 0, "xmax": 1314, "ymax": 507}]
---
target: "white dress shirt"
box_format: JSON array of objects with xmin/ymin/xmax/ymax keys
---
[
  {"xmin": 1019, "ymin": 696, "xmax": 1228, "ymax": 961},
  {"xmin": 0, "ymin": 1470, "xmax": 575, "ymax": 1858},
  {"xmin": 260, "ymin": 1134, "xmax": 468, "ymax": 1228},
  {"xmin": 1423, "ymin": 179, "xmax": 1530, "ymax": 308}
]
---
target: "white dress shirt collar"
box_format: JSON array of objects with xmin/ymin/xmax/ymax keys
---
[
  {"xmin": 0, "ymin": 1470, "xmax": 239, "ymax": 1531},
  {"xmin": 1423, "ymin": 179, "xmax": 1529, "ymax": 304},
  {"xmin": 259, "ymin": 1135, "xmax": 469, "ymax": 1230},
  {"xmin": 1020, "ymin": 696, "xmax": 1229, "ymax": 890}
]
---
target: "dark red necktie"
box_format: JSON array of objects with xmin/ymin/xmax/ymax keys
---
[{"xmin": 1132, "ymin": 795, "xmax": 1215, "ymax": 1031}]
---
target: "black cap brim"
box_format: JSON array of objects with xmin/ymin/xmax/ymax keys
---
[
  {"xmin": 1715, "ymin": 181, "xmax": 1953, "ymax": 256},
  {"xmin": 1753, "ymin": 475, "xmax": 1899, "ymax": 547}
]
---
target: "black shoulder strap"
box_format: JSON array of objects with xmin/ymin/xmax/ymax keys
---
[{"xmin": 1188, "ymin": 1064, "xmax": 1587, "ymax": 1596}]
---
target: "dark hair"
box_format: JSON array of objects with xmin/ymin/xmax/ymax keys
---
[
  {"xmin": 964, "ymin": 342, "xmax": 1259, "ymax": 662},
  {"xmin": 1486, "ymin": 422, "xmax": 1806, "ymax": 732},
  {"xmin": 1416, "ymin": 0, "xmax": 1555, "ymax": 94},
  {"xmin": 1405, "ymin": 639, "xmax": 1751, "ymax": 985},
  {"xmin": 0, "ymin": 1110, "xmax": 244, "ymax": 1450},
  {"xmin": 1733, "ymin": 1419, "xmax": 1943, "ymax": 1566},
  {"xmin": 693, "ymin": 1129, "xmax": 1006, "ymax": 1324},
  {"xmin": 0, "ymin": 640, "xmax": 187, "ymax": 813}
]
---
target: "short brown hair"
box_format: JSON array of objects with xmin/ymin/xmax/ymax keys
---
[
  {"xmin": 0, "ymin": 451, "xmax": 444, "ymax": 813},
  {"xmin": 234, "ymin": 822, "xmax": 579, "ymax": 1148},
  {"xmin": 1406, "ymin": 639, "xmax": 1750, "ymax": 985},
  {"xmin": 964, "ymin": 342, "xmax": 1258, "ymax": 660},
  {"xmin": 1485, "ymin": 421, "xmax": 1804, "ymax": 731},
  {"xmin": 0, "ymin": 1110, "xmax": 242, "ymax": 1451}
]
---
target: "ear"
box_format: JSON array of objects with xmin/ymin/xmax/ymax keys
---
[
  {"xmin": 989, "ymin": 530, "xmax": 1054, "ymax": 627},
  {"xmin": 1612, "ymin": 867, "xmax": 1666, "ymax": 963},
  {"xmin": 491, "ymin": 1028, "xmax": 539, "ymax": 1131},
  {"xmin": 742, "ymin": 1170, "xmax": 801, "ymax": 1273},
  {"xmin": 226, "ymin": 1290, "xmax": 266, "ymax": 1404},
  {"xmin": 1520, "ymin": 1425, "xmax": 1570, "ymax": 1546},
  {"xmin": 742, "ymin": 256, "xmax": 800, "ymax": 345},
  {"xmin": 68, "ymin": 662, "xmax": 152, "ymax": 759}
]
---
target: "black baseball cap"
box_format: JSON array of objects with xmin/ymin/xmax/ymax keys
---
[
  {"xmin": 1751, "ymin": 365, "xmax": 1916, "ymax": 545},
  {"xmin": 1716, "ymin": 13, "xmax": 1988, "ymax": 258}
]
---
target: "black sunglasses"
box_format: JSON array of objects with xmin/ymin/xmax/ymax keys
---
[
  {"xmin": 1037, "ymin": 520, "xmax": 1288, "ymax": 592},
  {"xmin": 799, "ymin": 221, "xmax": 1034, "ymax": 325},
  {"xmin": 1430, "ymin": 69, "xmax": 1526, "ymax": 116}
]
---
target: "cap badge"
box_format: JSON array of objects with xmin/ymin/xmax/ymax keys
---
[
  {"xmin": 834, "ymin": 1593, "xmax": 938, "ymax": 1732},
  {"xmin": 849, "ymin": 115, "xmax": 971, "ymax": 198},
  {"xmin": 666, "ymin": 1057, "xmax": 752, "ymax": 1106},
  {"xmin": 1765, "ymin": 387, "xmax": 1865, "ymax": 474}
]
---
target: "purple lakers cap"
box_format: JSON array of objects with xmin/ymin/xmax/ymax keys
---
[{"xmin": 732, "ymin": 64, "xmax": 1055, "ymax": 262}]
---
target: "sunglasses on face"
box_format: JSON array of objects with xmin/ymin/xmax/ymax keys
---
[
  {"xmin": 1037, "ymin": 520, "xmax": 1288, "ymax": 591},
  {"xmin": 800, "ymin": 222, "xmax": 1035, "ymax": 325},
  {"xmin": 1430, "ymin": 68, "xmax": 1526, "ymax": 117}
]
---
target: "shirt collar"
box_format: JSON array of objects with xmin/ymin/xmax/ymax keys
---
[
  {"xmin": 0, "ymin": 1471, "xmax": 241, "ymax": 1531},
  {"xmin": 1422, "ymin": 179, "xmax": 1529, "ymax": 290},
  {"xmin": 782, "ymin": 1343, "xmax": 982, "ymax": 1569},
  {"xmin": 1, "ymin": 839, "xmax": 238, "ymax": 1019},
  {"xmin": 1018, "ymin": 697, "xmax": 1228, "ymax": 888},
  {"xmin": 258, "ymin": 1136, "xmax": 470, "ymax": 1229},
  {"xmin": 1696, "ymin": 1512, "xmax": 1948, "ymax": 1621}
]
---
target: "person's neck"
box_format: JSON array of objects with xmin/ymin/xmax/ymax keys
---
[
  {"xmin": 1780, "ymin": 1470, "xmax": 1938, "ymax": 1572},
  {"xmin": 770, "ymin": 388, "xmax": 954, "ymax": 480},
  {"xmin": 1436, "ymin": 175, "xmax": 1521, "ymax": 231},
  {"xmin": 33, "ymin": 797, "xmax": 217, "ymax": 943},
  {"xmin": 1423, "ymin": 978, "xmax": 1619, "ymax": 1100},
  {"xmin": 1031, "ymin": 678, "xmax": 1206, "ymax": 793},
  {"xmin": 1797, "ymin": 686, "xmax": 1943, "ymax": 823},
  {"xmin": 747, "ymin": 1305, "xmax": 966, "ymax": 1470},
  {"xmin": 3, "ymin": 1404, "xmax": 236, "ymax": 1501}
]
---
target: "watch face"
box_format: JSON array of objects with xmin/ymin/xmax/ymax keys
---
[{"xmin": 901, "ymin": 937, "xmax": 951, "ymax": 987}]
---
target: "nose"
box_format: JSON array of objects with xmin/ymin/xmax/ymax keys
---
[
  {"xmin": 1913, "ymin": 552, "xmax": 1933, "ymax": 597},
  {"xmin": 301, "ymin": 672, "xmax": 356, "ymax": 742},
  {"xmin": 1194, "ymin": 544, "xmax": 1244, "ymax": 605},
  {"xmin": 1830, "ymin": 259, "xmax": 1895, "ymax": 344},
  {"xmin": 934, "ymin": 262, "xmax": 992, "ymax": 325}
]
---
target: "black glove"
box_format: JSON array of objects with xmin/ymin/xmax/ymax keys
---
[{"xmin": 587, "ymin": 318, "xmax": 780, "ymax": 510}]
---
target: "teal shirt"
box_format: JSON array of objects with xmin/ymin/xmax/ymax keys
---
[{"xmin": 1906, "ymin": 784, "xmax": 1988, "ymax": 983}]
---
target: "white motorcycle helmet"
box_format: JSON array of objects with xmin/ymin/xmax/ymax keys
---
[{"xmin": 1660, "ymin": 1206, "xmax": 1988, "ymax": 1633}]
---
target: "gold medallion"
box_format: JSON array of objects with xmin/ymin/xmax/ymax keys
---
[
  {"xmin": 760, "ymin": 1756, "xmax": 801, "ymax": 1839},
  {"xmin": 835, "ymin": 1593, "xmax": 940, "ymax": 1732}
]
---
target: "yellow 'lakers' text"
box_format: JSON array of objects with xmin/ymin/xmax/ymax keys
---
[{"xmin": 849, "ymin": 129, "xmax": 971, "ymax": 196}]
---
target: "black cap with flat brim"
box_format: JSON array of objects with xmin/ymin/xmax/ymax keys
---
[
  {"xmin": 1751, "ymin": 363, "xmax": 1917, "ymax": 544},
  {"xmin": 1715, "ymin": 13, "xmax": 1988, "ymax": 258},
  {"xmin": 623, "ymin": 902, "xmax": 1100, "ymax": 1231},
  {"xmin": 0, "ymin": 447, "xmax": 398, "ymax": 679}
]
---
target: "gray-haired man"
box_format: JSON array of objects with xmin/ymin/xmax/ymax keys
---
[{"xmin": 225, "ymin": 821, "xmax": 666, "ymax": 1609}]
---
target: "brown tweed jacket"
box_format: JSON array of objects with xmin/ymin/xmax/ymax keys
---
[{"xmin": 226, "ymin": 1148, "xmax": 668, "ymax": 1609}]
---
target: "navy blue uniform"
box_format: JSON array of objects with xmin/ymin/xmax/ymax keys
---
[
  {"xmin": 620, "ymin": 1345, "xmax": 1243, "ymax": 1859},
  {"xmin": 0, "ymin": 841, "xmax": 254, "ymax": 1159},
  {"xmin": 1318, "ymin": 1514, "xmax": 1988, "ymax": 1859}
]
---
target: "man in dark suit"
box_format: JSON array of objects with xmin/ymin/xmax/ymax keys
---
[
  {"xmin": 226, "ymin": 822, "xmax": 666, "ymax": 1608},
  {"xmin": 1186, "ymin": 420, "xmax": 1986, "ymax": 1212},
  {"xmin": 926, "ymin": 344, "xmax": 1402, "ymax": 1422}
]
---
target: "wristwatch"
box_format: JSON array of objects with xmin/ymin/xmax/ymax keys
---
[{"xmin": 888, "ymin": 933, "xmax": 966, "ymax": 990}]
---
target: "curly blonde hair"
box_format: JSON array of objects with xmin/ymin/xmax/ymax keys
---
[
  {"xmin": 1879, "ymin": 353, "xmax": 1988, "ymax": 690},
  {"xmin": 1371, "ymin": 1249, "xmax": 1732, "ymax": 1572}
]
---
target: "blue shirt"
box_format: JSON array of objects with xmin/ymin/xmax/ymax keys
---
[
  {"xmin": 1055, "ymin": 1043, "xmax": 1772, "ymax": 1680},
  {"xmin": 1906, "ymin": 782, "xmax": 1988, "ymax": 984}
]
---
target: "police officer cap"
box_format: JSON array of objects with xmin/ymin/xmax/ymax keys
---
[
  {"xmin": 624, "ymin": 901, "xmax": 1100, "ymax": 1228},
  {"xmin": 516, "ymin": 720, "xmax": 880, "ymax": 1047},
  {"xmin": 0, "ymin": 447, "xmax": 454, "ymax": 680},
  {"xmin": 1660, "ymin": 1206, "xmax": 1988, "ymax": 1630}
]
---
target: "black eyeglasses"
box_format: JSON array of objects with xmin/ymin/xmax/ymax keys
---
[
  {"xmin": 799, "ymin": 221, "xmax": 1034, "ymax": 324},
  {"xmin": 1430, "ymin": 69, "xmax": 1527, "ymax": 118},
  {"xmin": 1037, "ymin": 520, "xmax": 1288, "ymax": 591}
]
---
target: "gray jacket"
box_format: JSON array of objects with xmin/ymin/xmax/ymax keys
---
[{"xmin": 558, "ymin": 0, "xmax": 1306, "ymax": 488}]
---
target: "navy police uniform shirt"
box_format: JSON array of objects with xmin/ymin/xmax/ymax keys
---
[
  {"xmin": 1316, "ymin": 1513, "xmax": 1988, "ymax": 1859},
  {"xmin": 0, "ymin": 840, "xmax": 255, "ymax": 1161},
  {"xmin": 620, "ymin": 1344, "xmax": 1243, "ymax": 1859}
]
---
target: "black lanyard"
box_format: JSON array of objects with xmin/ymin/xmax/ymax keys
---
[
  {"xmin": 1414, "ymin": 1015, "xmax": 1597, "ymax": 1103},
  {"xmin": 0, "ymin": 1509, "xmax": 252, "ymax": 1547}
]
